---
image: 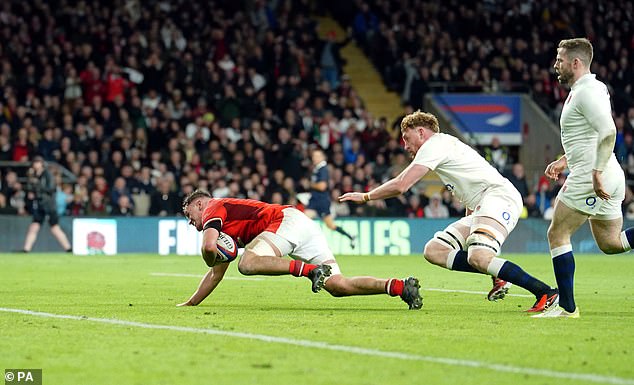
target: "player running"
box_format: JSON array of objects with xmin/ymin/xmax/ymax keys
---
[
  {"xmin": 534, "ymin": 38, "xmax": 634, "ymax": 318},
  {"xmin": 178, "ymin": 190, "xmax": 422, "ymax": 309},
  {"xmin": 339, "ymin": 110, "xmax": 558, "ymax": 313}
]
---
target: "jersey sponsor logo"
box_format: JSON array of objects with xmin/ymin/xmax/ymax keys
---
[{"xmin": 585, "ymin": 197, "xmax": 597, "ymax": 207}]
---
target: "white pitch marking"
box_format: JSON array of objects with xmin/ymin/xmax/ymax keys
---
[
  {"xmin": 150, "ymin": 272, "xmax": 264, "ymax": 281},
  {"xmin": 0, "ymin": 307, "xmax": 632, "ymax": 385},
  {"xmin": 424, "ymin": 288, "xmax": 533, "ymax": 298}
]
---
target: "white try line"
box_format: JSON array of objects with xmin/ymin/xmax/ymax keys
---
[
  {"xmin": 151, "ymin": 273, "xmax": 533, "ymax": 297},
  {"xmin": 0, "ymin": 307, "xmax": 631, "ymax": 385},
  {"xmin": 150, "ymin": 272, "xmax": 264, "ymax": 281}
]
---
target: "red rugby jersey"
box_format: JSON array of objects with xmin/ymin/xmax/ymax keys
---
[{"xmin": 201, "ymin": 198, "xmax": 291, "ymax": 245}]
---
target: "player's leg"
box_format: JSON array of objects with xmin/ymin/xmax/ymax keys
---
[
  {"xmin": 587, "ymin": 192, "xmax": 634, "ymax": 254},
  {"xmin": 238, "ymin": 208, "xmax": 334, "ymax": 292},
  {"xmin": 23, "ymin": 209, "xmax": 45, "ymax": 252},
  {"xmin": 423, "ymin": 216, "xmax": 479, "ymax": 272},
  {"xmin": 587, "ymin": 166, "xmax": 633, "ymax": 254},
  {"xmin": 303, "ymin": 208, "xmax": 318, "ymax": 219},
  {"xmin": 323, "ymin": 274, "xmax": 422, "ymax": 309},
  {"xmin": 423, "ymin": 216, "xmax": 514, "ymax": 300},
  {"xmin": 237, "ymin": 231, "xmax": 331, "ymax": 292},
  {"xmin": 467, "ymin": 216, "xmax": 557, "ymax": 308},
  {"xmin": 237, "ymin": 233, "xmax": 295, "ymax": 275},
  {"xmin": 322, "ymin": 213, "xmax": 355, "ymax": 246},
  {"xmin": 48, "ymin": 211, "xmax": 72, "ymax": 252},
  {"xmin": 588, "ymin": 217, "xmax": 634, "ymax": 254},
  {"xmin": 291, "ymin": 209, "xmax": 422, "ymax": 308},
  {"xmin": 545, "ymin": 200, "xmax": 587, "ymax": 313},
  {"xmin": 23, "ymin": 222, "xmax": 41, "ymax": 252}
]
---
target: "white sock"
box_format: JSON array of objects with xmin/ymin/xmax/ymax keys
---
[{"xmin": 486, "ymin": 257, "xmax": 506, "ymax": 276}]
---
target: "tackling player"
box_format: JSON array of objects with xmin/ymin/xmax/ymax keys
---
[
  {"xmin": 339, "ymin": 110, "xmax": 558, "ymax": 312},
  {"xmin": 534, "ymin": 38, "xmax": 634, "ymax": 318},
  {"xmin": 178, "ymin": 190, "xmax": 422, "ymax": 309}
]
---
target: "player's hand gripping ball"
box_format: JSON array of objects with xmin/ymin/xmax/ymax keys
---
[{"xmin": 215, "ymin": 232, "xmax": 238, "ymax": 263}]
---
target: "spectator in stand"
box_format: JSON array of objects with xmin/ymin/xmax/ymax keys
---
[
  {"xmin": 0, "ymin": 0, "xmax": 629, "ymax": 222},
  {"xmin": 149, "ymin": 177, "xmax": 181, "ymax": 216},
  {"xmin": 522, "ymin": 194, "xmax": 543, "ymax": 219},
  {"xmin": 111, "ymin": 195, "xmax": 134, "ymax": 216},
  {"xmin": 406, "ymin": 194, "xmax": 425, "ymax": 218},
  {"xmin": 352, "ymin": 2, "xmax": 379, "ymax": 51},
  {"xmin": 317, "ymin": 29, "xmax": 352, "ymax": 89},
  {"xmin": 66, "ymin": 189, "xmax": 87, "ymax": 217},
  {"xmin": 86, "ymin": 190, "xmax": 108, "ymax": 217},
  {"xmin": 0, "ymin": 192, "xmax": 18, "ymax": 215},
  {"xmin": 505, "ymin": 163, "xmax": 530, "ymax": 200},
  {"xmin": 482, "ymin": 137, "xmax": 510, "ymax": 174},
  {"xmin": 423, "ymin": 193, "xmax": 449, "ymax": 219},
  {"xmin": 110, "ymin": 177, "xmax": 134, "ymax": 212}
]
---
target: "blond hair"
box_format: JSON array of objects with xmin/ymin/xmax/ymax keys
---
[
  {"xmin": 400, "ymin": 110, "xmax": 440, "ymax": 133},
  {"xmin": 558, "ymin": 38, "xmax": 593, "ymax": 67}
]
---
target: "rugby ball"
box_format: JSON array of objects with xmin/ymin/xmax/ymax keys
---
[{"xmin": 216, "ymin": 232, "xmax": 238, "ymax": 263}]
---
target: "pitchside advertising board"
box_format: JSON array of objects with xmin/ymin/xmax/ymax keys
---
[
  {"xmin": 72, "ymin": 218, "xmax": 118, "ymax": 255},
  {"xmin": 433, "ymin": 94, "xmax": 522, "ymax": 145},
  {"xmin": 71, "ymin": 218, "xmax": 420, "ymax": 255},
  {"xmin": 70, "ymin": 217, "xmax": 607, "ymax": 255},
  {"xmin": 152, "ymin": 218, "xmax": 415, "ymax": 255}
]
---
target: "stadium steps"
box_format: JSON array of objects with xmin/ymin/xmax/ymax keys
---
[
  {"xmin": 315, "ymin": 16, "xmax": 445, "ymax": 196},
  {"xmin": 314, "ymin": 16, "xmax": 403, "ymax": 131}
]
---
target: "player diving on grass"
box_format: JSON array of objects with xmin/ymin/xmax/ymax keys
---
[
  {"xmin": 339, "ymin": 110, "xmax": 558, "ymax": 313},
  {"xmin": 178, "ymin": 189, "xmax": 422, "ymax": 309}
]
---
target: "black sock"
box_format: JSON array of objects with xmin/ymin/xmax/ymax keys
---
[
  {"xmin": 497, "ymin": 260, "xmax": 551, "ymax": 297},
  {"xmin": 448, "ymin": 250, "xmax": 482, "ymax": 273},
  {"xmin": 552, "ymin": 250, "xmax": 576, "ymax": 312},
  {"xmin": 335, "ymin": 226, "xmax": 353, "ymax": 240}
]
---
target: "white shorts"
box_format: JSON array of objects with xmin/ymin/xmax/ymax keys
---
[
  {"xmin": 246, "ymin": 207, "xmax": 341, "ymax": 275},
  {"xmin": 558, "ymin": 168, "xmax": 625, "ymax": 220},
  {"xmin": 470, "ymin": 181, "xmax": 523, "ymax": 235}
]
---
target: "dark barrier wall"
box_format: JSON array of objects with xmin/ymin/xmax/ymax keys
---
[
  {"xmin": 0, "ymin": 216, "xmax": 74, "ymax": 252},
  {"xmin": 1, "ymin": 215, "xmax": 629, "ymax": 255}
]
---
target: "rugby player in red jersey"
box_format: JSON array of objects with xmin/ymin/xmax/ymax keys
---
[{"xmin": 177, "ymin": 189, "xmax": 422, "ymax": 309}]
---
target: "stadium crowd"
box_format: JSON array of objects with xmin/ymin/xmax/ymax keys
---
[{"xmin": 0, "ymin": 0, "xmax": 632, "ymax": 221}]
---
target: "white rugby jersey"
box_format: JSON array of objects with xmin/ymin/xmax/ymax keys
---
[
  {"xmin": 412, "ymin": 133, "xmax": 510, "ymax": 209},
  {"xmin": 560, "ymin": 73, "xmax": 620, "ymax": 184}
]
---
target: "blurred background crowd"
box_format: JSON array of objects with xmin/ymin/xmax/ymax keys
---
[{"xmin": 0, "ymin": 0, "xmax": 632, "ymax": 221}]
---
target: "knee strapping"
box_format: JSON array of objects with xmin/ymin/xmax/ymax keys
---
[
  {"xmin": 466, "ymin": 225, "xmax": 505, "ymax": 255},
  {"xmin": 432, "ymin": 226, "xmax": 466, "ymax": 250}
]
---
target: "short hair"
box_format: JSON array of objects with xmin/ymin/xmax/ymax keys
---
[
  {"xmin": 558, "ymin": 38, "xmax": 593, "ymax": 67},
  {"xmin": 400, "ymin": 110, "xmax": 440, "ymax": 133},
  {"xmin": 182, "ymin": 189, "xmax": 212, "ymax": 212}
]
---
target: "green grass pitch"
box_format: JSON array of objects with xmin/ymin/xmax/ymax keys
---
[{"xmin": 1, "ymin": 252, "xmax": 633, "ymax": 385}]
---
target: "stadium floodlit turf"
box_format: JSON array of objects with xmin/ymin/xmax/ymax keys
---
[{"xmin": 1, "ymin": 253, "xmax": 633, "ymax": 385}]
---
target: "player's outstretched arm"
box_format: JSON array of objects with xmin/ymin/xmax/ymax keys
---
[
  {"xmin": 339, "ymin": 163, "xmax": 429, "ymax": 203},
  {"xmin": 176, "ymin": 262, "xmax": 230, "ymax": 306}
]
